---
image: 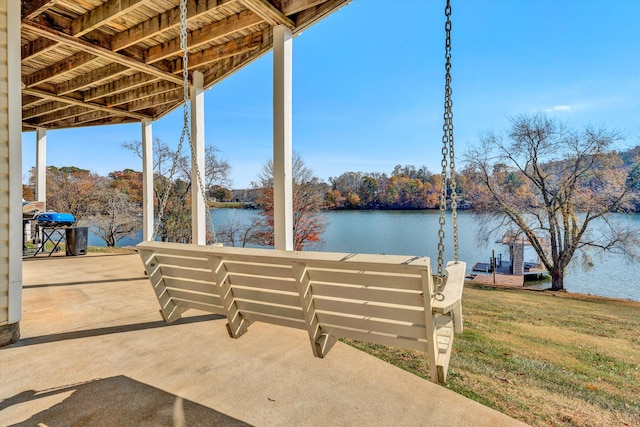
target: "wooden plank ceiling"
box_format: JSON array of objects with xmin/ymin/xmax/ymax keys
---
[{"xmin": 20, "ymin": 0, "xmax": 349, "ymax": 131}]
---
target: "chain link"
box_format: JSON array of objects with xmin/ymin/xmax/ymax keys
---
[{"xmin": 436, "ymin": 0, "xmax": 456, "ymax": 295}]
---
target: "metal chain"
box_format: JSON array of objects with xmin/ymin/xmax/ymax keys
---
[
  {"xmin": 153, "ymin": 0, "xmax": 217, "ymax": 244},
  {"xmin": 445, "ymin": 0, "xmax": 458, "ymax": 264},
  {"xmin": 179, "ymin": 0, "xmax": 217, "ymax": 244},
  {"xmin": 436, "ymin": 0, "xmax": 455, "ymax": 297},
  {"xmin": 183, "ymin": 1, "xmax": 218, "ymax": 244}
]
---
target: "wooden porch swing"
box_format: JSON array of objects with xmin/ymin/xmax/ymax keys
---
[{"xmin": 137, "ymin": 0, "xmax": 465, "ymax": 384}]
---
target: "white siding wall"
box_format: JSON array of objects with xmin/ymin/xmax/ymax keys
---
[{"xmin": 0, "ymin": 0, "xmax": 21, "ymax": 326}]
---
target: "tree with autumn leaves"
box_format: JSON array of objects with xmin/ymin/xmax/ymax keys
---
[
  {"xmin": 325, "ymin": 166, "xmax": 443, "ymax": 210},
  {"xmin": 27, "ymin": 166, "xmax": 142, "ymax": 246},
  {"xmin": 250, "ymin": 154, "xmax": 326, "ymax": 250}
]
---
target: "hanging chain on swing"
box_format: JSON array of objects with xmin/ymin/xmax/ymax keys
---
[
  {"xmin": 153, "ymin": 0, "xmax": 217, "ymax": 244},
  {"xmin": 436, "ymin": 0, "xmax": 458, "ymax": 298},
  {"xmin": 179, "ymin": 0, "xmax": 218, "ymax": 244}
]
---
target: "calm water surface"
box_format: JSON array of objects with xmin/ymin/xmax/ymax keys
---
[{"xmin": 103, "ymin": 209, "xmax": 640, "ymax": 301}]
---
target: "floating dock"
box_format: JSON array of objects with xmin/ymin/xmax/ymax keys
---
[{"xmin": 469, "ymin": 261, "xmax": 547, "ymax": 287}]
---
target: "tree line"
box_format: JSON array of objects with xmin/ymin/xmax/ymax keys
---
[{"xmin": 22, "ymin": 114, "xmax": 640, "ymax": 292}]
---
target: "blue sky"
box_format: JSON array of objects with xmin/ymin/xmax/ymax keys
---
[{"xmin": 21, "ymin": 0, "xmax": 640, "ymax": 189}]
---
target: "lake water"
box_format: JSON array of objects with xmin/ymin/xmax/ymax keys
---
[{"xmin": 102, "ymin": 209, "xmax": 640, "ymax": 301}]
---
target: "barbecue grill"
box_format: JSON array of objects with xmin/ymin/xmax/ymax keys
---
[{"xmin": 35, "ymin": 212, "xmax": 75, "ymax": 227}]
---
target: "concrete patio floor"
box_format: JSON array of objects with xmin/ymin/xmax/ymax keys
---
[{"xmin": 2, "ymin": 252, "xmax": 527, "ymax": 426}]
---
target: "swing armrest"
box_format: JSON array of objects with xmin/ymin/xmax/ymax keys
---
[{"xmin": 433, "ymin": 261, "xmax": 465, "ymax": 333}]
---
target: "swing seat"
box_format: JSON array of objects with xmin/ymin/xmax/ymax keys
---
[{"xmin": 137, "ymin": 241, "xmax": 465, "ymax": 384}]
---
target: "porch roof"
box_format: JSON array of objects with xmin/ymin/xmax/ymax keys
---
[{"xmin": 20, "ymin": 0, "xmax": 349, "ymax": 131}]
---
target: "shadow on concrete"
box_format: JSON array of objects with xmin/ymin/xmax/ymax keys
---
[
  {"xmin": 3, "ymin": 376, "xmax": 251, "ymax": 426},
  {"xmin": 23, "ymin": 276, "xmax": 148, "ymax": 289},
  {"xmin": 6, "ymin": 314, "xmax": 225, "ymax": 348}
]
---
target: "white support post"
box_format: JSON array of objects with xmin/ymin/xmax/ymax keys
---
[
  {"xmin": 273, "ymin": 25, "xmax": 294, "ymax": 251},
  {"xmin": 190, "ymin": 70, "xmax": 206, "ymax": 245},
  {"xmin": 142, "ymin": 119, "xmax": 154, "ymax": 241},
  {"xmin": 36, "ymin": 127, "xmax": 46, "ymax": 209}
]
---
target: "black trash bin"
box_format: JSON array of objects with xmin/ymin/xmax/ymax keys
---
[{"xmin": 66, "ymin": 227, "xmax": 88, "ymax": 256}]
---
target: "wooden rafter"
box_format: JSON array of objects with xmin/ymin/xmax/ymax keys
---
[
  {"xmin": 23, "ymin": 20, "xmax": 184, "ymax": 85},
  {"xmin": 105, "ymin": 81, "xmax": 181, "ymax": 107},
  {"xmin": 239, "ymin": 0, "xmax": 295, "ymax": 29},
  {"xmin": 23, "ymin": 87, "xmax": 152, "ymax": 120},
  {"xmin": 31, "ymin": 105, "xmax": 94, "ymax": 126},
  {"xmin": 203, "ymin": 28, "xmax": 272, "ymax": 87},
  {"xmin": 23, "ymin": 95, "xmax": 43, "ymax": 108},
  {"xmin": 44, "ymin": 110, "xmax": 122, "ymax": 129},
  {"xmin": 23, "ymin": 101, "xmax": 69, "ymax": 120},
  {"xmin": 71, "ymin": 0, "xmax": 154, "ymax": 37},
  {"xmin": 144, "ymin": 10, "xmax": 262, "ymax": 64},
  {"xmin": 56, "ymin": 64, "xmax": 129, "ymax": 95},
  {"xmin": 127, "ymin": 90, "xmax": 183, "ymax": 111},
  {"xmin": 170, "ymin": 32, "xmax": 264, "ymax": 73},
  {"xmin": 111, "ymin": 0, "xmax": 238, "ymax": 51},
  {"xmin": 21, "ymin": 38, "xmax": 58, "ymax": 62},
  {"xmin": 294, "ymin": 0, "xmax": 350, "ymax": 34},
  {"xmin": 22, "ymin": 0, "xmax": 63, "ymax": 20},
  {"xmin": 23, "ymin": 52, "xmax": 98, "ymax": 88},
  {"xmin": 281, "ymin": 0, "xmax": 328, "ymax": 15},
  {"xmin": 84, "ymin": 74, "xmax": 161, "ymax": 102}
]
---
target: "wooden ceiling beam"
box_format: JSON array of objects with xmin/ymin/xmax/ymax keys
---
[
  {"xmin": 71, "ymin": 115, "xmax": 137, "ymax": 128},
  {"xmin": 30, "ymin": 105, "xmax": 93, "ymax": 126},
  {"xmin": 23, "ymin": 52, "xmax": 98, "ymax": 88},
  {"xmin": 280, "ymin": 0, "xmax": 328, "ymax": 15},
  {"xmin": 239, "ymin": 0, "xmax": 294, "ymax": 29},
  {"xmin": 21, "ymin": 38, "xmax": 58, "ymax": 62},
  {"xmin": 294, "ymin": 0, "xmax": 350, "ymax": 34},
  {"xmin": 171, "ymin": 32, "xmax": 263, "ymax": 73},
  {"xmin": 42, "ymin": 110, "xmax": 121, "ymax": 129},
  {"xmin": 105, "ymin": 81, "xmax": 181, "ymax": 107},
  {"xmin": 71, "ymin": 0, "xmax": 154, "ymax": 37},
  {"xmin": 23, "ymin": 101, "xmax": 69, "ymax": 120},
  {"xmin": 23, "ymin": 95, "xmax": 43, "ymax": 107},
  {"xmin": 145, "ymin": 10, "xmax": 262, "ymax": 64},
  {"xmin": 111, "ymin": 0, "xmax": 237, "ymax": 51},
  {"xmin": 127, "ymin": 89, "xmax": 183, "ymax": 111},
  {"xmin": 203, "ymin": 28, "xmax": 272, "ymax": 87},
  {"xmin": 23, "ymin": 20, "xmax": 184, "ymax": 85},
  {"xmin": 56, "ymin": 63, "xmax": 129, "ymax": 95},
  {"xmin": 84, "ymin": 73, "xmax": 160, "ymax": 102},
  {"xmin": 23, "ymin": 87, "xmax": 152, "ymax": 120},
  {"xmin": 22, "ymin": 0, "xmax": 63, "ymax": 20}
]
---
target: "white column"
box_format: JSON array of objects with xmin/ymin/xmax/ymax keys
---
[
  {"xmin": 142, "ymin": 119, "xmax": 154, "ymax": 241},
  {"xmin": 7, "ymin": 0, "xmax": 23, "ymax": 326},
  {"xmin": 36, "ymin": 127, "xmax": 46, "ymax": 209},
  {"xmin": 273, "ymin": 25, "xmax": 294, "ymax": 251},
  {"xmin": 190, "ymin": 70, "xmax": 206, "ymax": 245}
]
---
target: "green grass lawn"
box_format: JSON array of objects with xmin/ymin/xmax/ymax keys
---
[{"xmin": 346, "ymin": 284, "xmax": 640, "ymax": 427}]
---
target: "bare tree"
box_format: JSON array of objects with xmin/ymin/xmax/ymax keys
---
[
  {"xmin": 90, "ymin": 189, "xmax": 141, "ymax": 247},
  {"xmin": 122, "ymin": 139, "xmax": 231, "ymax": 242},
  {"xmin": 217, "ymin": 215, "xmax": 259, "ymax": 247},
  {"xmin": 465, "ymin": 113, "xmax": 640, "ymax": 291},
  {"xmin": 205, "ymin": 145, "xmax": 231, "ymax": 189}
]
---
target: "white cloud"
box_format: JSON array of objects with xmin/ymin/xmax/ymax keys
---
[{"xmin": 545, "ymin": 104, "xmax": 572, "ymax": 112}]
